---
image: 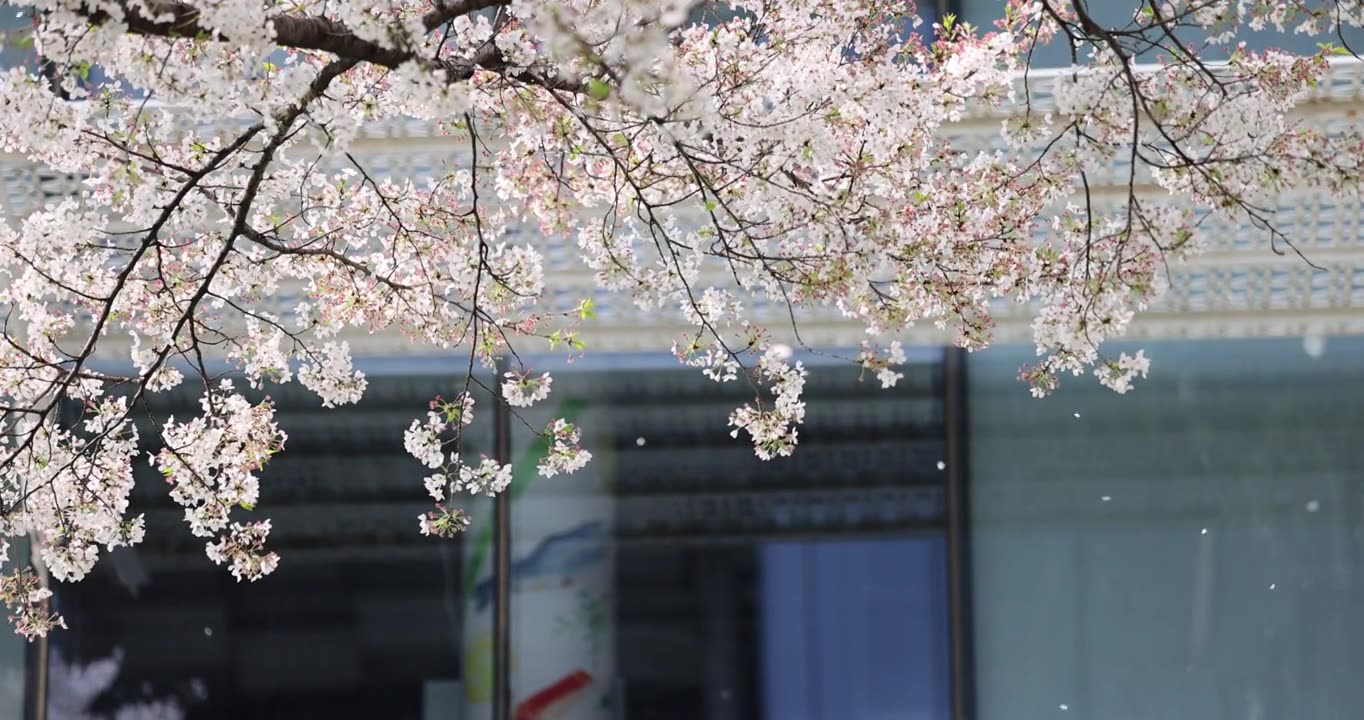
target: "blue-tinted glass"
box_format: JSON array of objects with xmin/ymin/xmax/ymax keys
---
[
  {"xmin": 495, "ymin": 353, "xmax": 954, "ymax": 720},
  {"xmin": 968, "ymin": 336, "xmax": 1364, "ymax": 720},
  {"xmin": 759, "ymin": 538, "xmax": 950, "ymax": 720},
  {"xmin": 0, "ymin": 8, "xmax": 37, "ymax": 71}
]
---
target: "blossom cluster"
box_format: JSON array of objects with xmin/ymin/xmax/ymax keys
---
[
  {"xmin": 154, "ymin": 381, "xmax": 285, "ymax": 581},
  {"xmin": 407, "ymin": 366, "xmax": 588, "ymax": 527},
  {"xmin": 537, "ymin": 419, "xmax": 593, "ymax": 478},
  {"xmin": 0, "ymin": 566, "xmax": 65, "ymax": 640},
  {"xmin": 858, "ymin": 342, "xmax": 910, "ymax": 389},
  {"xmin": 728, "ymin": 347, "xmax": 810, "ymax": 461},
  {"xmin": 502, "ymin": 371, "xmax": 553, "ymax": 408},
  {"xmin": 205, "ymin": 521, "xmax": 280, "ymax": 583}
]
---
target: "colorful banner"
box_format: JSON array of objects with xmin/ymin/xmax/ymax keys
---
[{"xmin": 462, "ymin": 399, "xmax": 615, "ymax": 720}]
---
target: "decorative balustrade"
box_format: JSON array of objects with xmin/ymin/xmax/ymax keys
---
[{"xmin": 2, "ymin": 60, "xmax": 1363, "ymax": 359}]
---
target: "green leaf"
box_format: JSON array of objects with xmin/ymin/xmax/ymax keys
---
[
  {"xmin": 586, "ymin": 78, "xmax": 612, "ymax": 101},
  {"xmin": 1317, "ymin": 41, "xmax": 1351, "ymax": 56},
  {"xmin": 704, "ymin": 199, "xmax": 718, "ymax": 212},
  {"xmin": 578, "ymin": 298, "xmax": 596, "ymax": 320}
]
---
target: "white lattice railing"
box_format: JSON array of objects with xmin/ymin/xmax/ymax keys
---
[{"xmin": 3, "ymin": 60, "xmax": 1364, "ymax": 358}]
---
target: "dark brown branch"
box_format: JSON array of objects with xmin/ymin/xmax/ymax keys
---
[
  {"xmin": 83, "ymin": 0, "xmax": 579, "ymax": 90},
  {"xmin": 107, "ymin": 0, "xmax": 502, "ymax": 55}
]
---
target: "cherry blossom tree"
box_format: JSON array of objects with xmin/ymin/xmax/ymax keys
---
[{"xmin": 0, "ymin": 0, "xmax": 1359, "ymax": 637}]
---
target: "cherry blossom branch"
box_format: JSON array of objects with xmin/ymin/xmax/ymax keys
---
[{"xmin": 78, "ymin": 0, "xmax": 584, "ymax": 91}]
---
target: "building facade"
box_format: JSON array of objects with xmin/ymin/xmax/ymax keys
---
[{"xmin": 0, "ymin": 3, "xmax": 1361, "ymax": 720}]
